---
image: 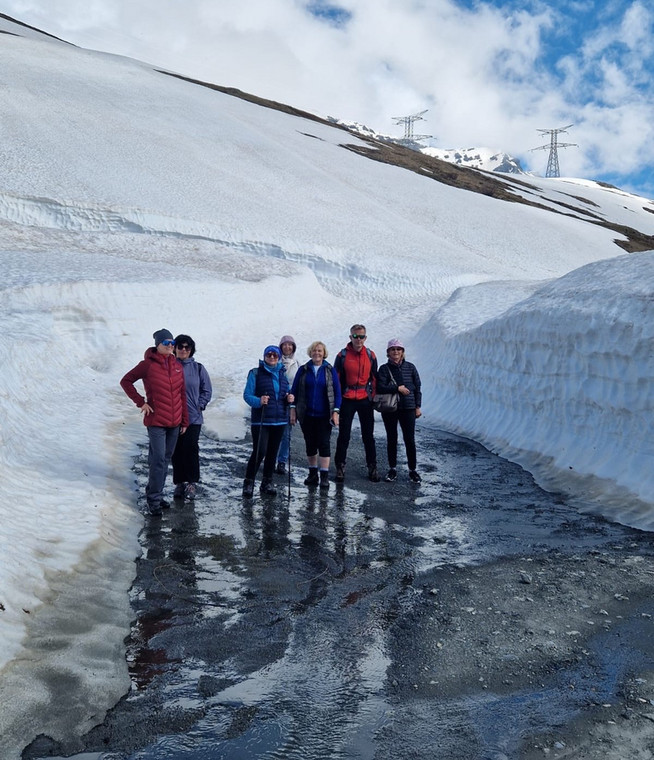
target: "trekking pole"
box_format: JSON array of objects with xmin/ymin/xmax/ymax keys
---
[{"xmin": 287, "ymin": 422, "xmax": 292, "ymax": 502}]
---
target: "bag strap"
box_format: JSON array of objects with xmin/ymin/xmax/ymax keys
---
[{"xmin": 383, "ymin": 364, "xmax": 398, "ymax": 388}]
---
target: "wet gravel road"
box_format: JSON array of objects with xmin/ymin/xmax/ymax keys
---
[{"xmin": 24, "ymin": 426, "xmax": 654, "ymax": 760}]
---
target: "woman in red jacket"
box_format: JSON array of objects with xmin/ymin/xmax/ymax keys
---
[{"xmin": 121, "ymin": 329, "xmax": 189, "ymax": 515}]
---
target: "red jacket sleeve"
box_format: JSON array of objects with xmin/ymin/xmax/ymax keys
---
[{"xmin": 120, "ymin": 360, "xmax": 148, "ymax": 408}]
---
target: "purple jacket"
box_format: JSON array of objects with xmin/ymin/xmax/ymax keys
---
[{"xmin": 177, "ymin": 357, "xmax": 212, "ymax": 425}]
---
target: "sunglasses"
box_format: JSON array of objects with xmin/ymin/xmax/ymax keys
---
[
  {"xmin": 351, "ymin": 334, "xmax": 366, "ymax": 339},
  {"xmin": 265, "ymin": 351, "xmax": 279, "ymax": 358},
  {"xmin": 161, "ymin": 339, "xmax": 176, "ymax": 346},
  {"xmin": 177, "ymin": 344, "xmax": 191, "ymax": 350}
]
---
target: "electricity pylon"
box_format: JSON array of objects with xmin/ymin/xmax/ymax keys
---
[
  {"xmin": 531, "ymin": 125, "xmax": 577, "ymax": 178},
  {"xmin": 392, "ymin": 110, "xmax": 432, "ymax": 143}
]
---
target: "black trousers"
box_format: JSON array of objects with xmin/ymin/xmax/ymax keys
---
[
  {"xmin": 245, "ymin": 425, "xmax": 286, "ymax": 481},
  {"xmin": 172, "ymin": 423, "xmax": 202, "ymax": 484},
  {"xmin": 335, "ymin": 397, "xmax": 377, "ymax": 467},
  {"xmin": 381, "ymin": 409, "xmax": 417, "ymax": 470},
  {"xmin": 300, "ymin": 415, "xmax": 333, "ymax": 458}
]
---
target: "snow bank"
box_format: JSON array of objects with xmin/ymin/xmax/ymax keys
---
[{"xmin": 419, "ymin": 251, "xmax": 654, "ymax": 528}]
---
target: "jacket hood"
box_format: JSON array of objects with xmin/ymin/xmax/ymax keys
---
[{"xmin": 279, "ymin": 335, "xmax": 297, "ymax": 353}]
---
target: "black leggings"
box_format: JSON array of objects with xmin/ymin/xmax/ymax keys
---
[
  {"xmin": 245, "ymin": 425, "xmax": 286, "ymax": 480},
  {"xmin": 381, "ymin": 409, "xmax": 417, "ymax": 470}
]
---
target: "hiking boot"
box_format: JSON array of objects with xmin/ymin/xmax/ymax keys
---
[
  {"xmin": 173, "ymin": 483, "xmax": 185, "ymax": 499},
  {"xmin": 159, "ymin": 499, "xmax": 171, "ymax": 509},
  {"xmin": 242, "ymin": 478, "xmax": 254, "ymax": 498},
  {"xmin": 368, "ymin": 465, "xmax": 380, "ymax": 483},
  {"xmin": 304, "ymin": 467, "xmax": 319, "ymax": 486},
  {"xmin": 146, "ymin": 501, "xmax": 162, "ymax": 516},
  {"xmin": 275, "ymin": 462, "xmax": 287, "ymax": 475},
  {"xmin": 335, "ymin": 463, "xmax": 345, "ymax": 483},
  {"xmin": 385, "ymin": 468, "xmax": 397, "ymax": 482},
  {"xmin": 184, "ymin": 483, "xmax": 197, "ymax": 500},
  {"xmin": 409, "ymin": 470, "xmax": 422, "ymax": 483},
  {"xmin": 260, "ymin": 478, "xmax": 277, "ymax": 496},
  {"xmin": 319, "ymin": 470, "xmax": 330, "ymax": 490}
]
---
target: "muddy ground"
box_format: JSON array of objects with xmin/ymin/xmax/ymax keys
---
[{"xmin": 23, "ymin": 424, "xmax": 654, "ymax": 760}]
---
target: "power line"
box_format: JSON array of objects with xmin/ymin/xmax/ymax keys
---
[{"xmin": 530, "ymin": 124, "xmax": 577, "ymax": 178}]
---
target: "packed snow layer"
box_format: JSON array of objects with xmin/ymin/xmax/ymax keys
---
[{"xmin": 418, "ymin": 251, "xmax": 654, "ymax": 527}]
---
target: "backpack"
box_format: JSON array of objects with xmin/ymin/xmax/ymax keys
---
[{"xmin": 339, "ymin": 347, "xmax": 373, "ymax": 363}]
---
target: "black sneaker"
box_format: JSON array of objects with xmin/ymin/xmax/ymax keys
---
[
  {"xmin": 368, "ymin": 465, "xmax": 380, "ymax": 483},
  {"xmin": 409, "ymin": 470, "xmax": 422, "ymax": 483},
  {"xmin": 335, "ymin": 463, "xmax": 345, "ymax": 483},
  {"xmin": 275, "ymin": 462, "xmax": 286, "ymax": 475},
  {"xmin": 385, "ymin": 468, "xmax": 397, "ymax": 482}
]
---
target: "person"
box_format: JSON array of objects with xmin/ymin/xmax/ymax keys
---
[
  {"xmin": 171, "ymin": 334, "xmax": 213, "ymax": 500},
  {"xmin": 377, "ymin": 338, "xmax": 423, "ymax": 483},
  {"xmin": 242, "ymin": 345, "xmax": 294, "ymax": 498},
  {"xmin": 333, "ymin": 324, "xmax": 380, "ymax": 482},
  {"xmin": 120, "ymin": 329, "xmax": 189, "ymax": 515},
  {"xmin": 276, "ymin": 335, "xmax": 300, "ymax": 475},
  {"xmin": 289, "ymin": 341, "xmax": 341, "ymax": 490}
]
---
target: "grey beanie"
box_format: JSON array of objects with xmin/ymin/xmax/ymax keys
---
[{"xmin": 153, "ymin": 328, "xmax": 174, "ymax": 346}]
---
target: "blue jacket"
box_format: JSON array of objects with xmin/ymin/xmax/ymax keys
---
[
  {"xmin": 291, "ymin": 360, "xmax": 342, "ymax": 422},
  {"xmin": 243, "ymin": 360, "xmax": 290, "ymax": 426},
  {"xmin": 177, "ymin": 357, "xmax": 212, "ymax": 425}
]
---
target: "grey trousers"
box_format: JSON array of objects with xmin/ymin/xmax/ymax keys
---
[{"xmin": 145, "ymin": 425, "xmax": 179, "ymax": 505}]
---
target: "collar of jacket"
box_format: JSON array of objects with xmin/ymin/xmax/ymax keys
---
[
  {"xmin": 259, "ymin": 359, "xmax": 283, "ymax": 376},
  {"xmin": 145, "ymin": 347, "xmax": 173, "ymax": 365}
]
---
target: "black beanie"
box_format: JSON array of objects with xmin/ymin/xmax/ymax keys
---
[{"xmin": 153, "ymin": 328, "xmax": 173, "ymax": 346}]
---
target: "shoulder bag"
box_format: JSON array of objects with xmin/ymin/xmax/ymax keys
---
[{"xmin": 373, "ymin": 370, "xmax": 398, "ymax": 413}]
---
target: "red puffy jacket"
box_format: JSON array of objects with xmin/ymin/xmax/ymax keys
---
[{"xmin": 121, "ymin": 348, "xmax": 189, "ymax": 428}]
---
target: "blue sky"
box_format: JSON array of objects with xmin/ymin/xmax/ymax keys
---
[{"xmin": 2, "ymin": 0, "xmax": 653, "ymax": 197}]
